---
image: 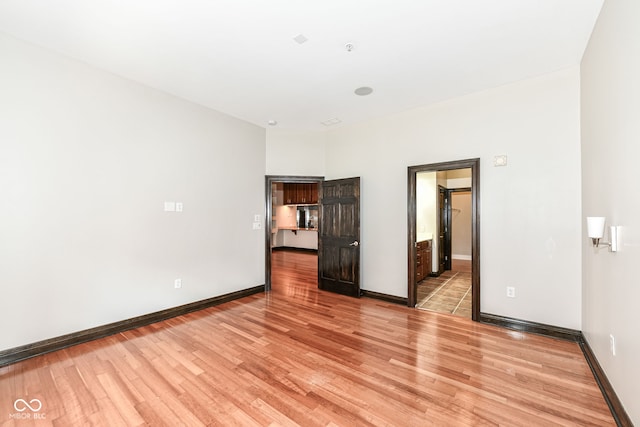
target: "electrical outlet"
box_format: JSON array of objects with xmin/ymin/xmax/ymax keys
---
[
  {"xmin": 610, "ymin": 334, "xmax": 616, "ymax": 356},
  {"xmin": 506, "ymin": 287, "xmax": 516, "ymax": 298},
  {"xmin": 174, "ymin": 279, "xmax": 182, "ymax": 289},
  {"xmin": 253, "ymin": 222, "xmax": 262, "ymax": 230},
  {"xmin": 176, "ymin": 202, "xmax": 183, "ymax": 212}
]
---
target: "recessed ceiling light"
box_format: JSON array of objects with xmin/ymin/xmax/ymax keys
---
[
  {"xmin": 355, "ymin": 86, "xmax": 373, "ymax": 96},
  {"xmin": 293, "ymin": 34, "xmax": 308, "ymax": 44},
  {"xmin": 267, "ymin": 120, "xmax": 278, "ymax": 126}
]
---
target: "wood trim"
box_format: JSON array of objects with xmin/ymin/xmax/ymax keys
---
[
  {"xmin": 407, "ymin": 158, "xmax": 480, "ymax": 321},
  {"xmin": 0, "ymin": 285, "xmax": 265, "ymax": 368},
  {"xmin": 580, "ymin": 338, "xmax": 634, "ymax": 427},
  {"xmin": 272, "ymin": 246, "xmax": 318, "ymax": 253},
  {"xmin": 480, "ymin": 312, "xmax": 632, "ymax": 425},
  {"xmin": 479, "ymin": 313, "xmax": 582, "ymax": 342},
  {"xmin": 407, "ymin": 168, "xmax": 418, "ymax": 305},
  {"xmin": 265, "ymin": 175, "xmax": 324, "ymax": 292},
  {"xmin": 360, "ymin": 290, "xmax": 408, "ymax": 305}
]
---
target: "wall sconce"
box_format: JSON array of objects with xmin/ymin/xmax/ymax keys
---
[{"xmin": 587, "ymin": 217, "xmax": 618, "ymax": 252}]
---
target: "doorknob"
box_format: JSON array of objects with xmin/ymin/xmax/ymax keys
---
[{"xmin": 349, "ymin": 241, "xmax": 359, "ymax": 247}]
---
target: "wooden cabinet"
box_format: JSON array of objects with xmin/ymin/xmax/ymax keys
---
[
  {"xmin": 283, "ymin": 183, "xmax": 298, "ymax": 204},
  {"xmin": 416, "ymin": 240, "xmax": 432, "ymax": 283},
  {"xmin": 283, "ymin": 183, "xmax": 294, "ymax": 204},
  {"xmin": 283, "ymin": 183, "xmax": 318, "ymax": 205},
  {"xmin": 299, "ymin": 183, "xmax": 317, "ymax": 204}
]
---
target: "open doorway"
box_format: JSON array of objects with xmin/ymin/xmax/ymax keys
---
[
  {"xmin": 265, "ymin": 175, "xmax": 362, "ymax": 299},
  {"xmin": 407, "ymin": 159, "xmax": 480, "ymax": 320},
  {"xmin": 435, "ymin": 186, "xmax": 472, "ymax": 275},
  {"xmin": 264, "ymin": 176, "xmax": 323, "ymax": 292}
]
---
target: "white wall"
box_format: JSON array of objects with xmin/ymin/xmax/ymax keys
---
[
  {"xmin": 0, "ymin": 34, "xmax": 266, "ymax": 351},
  {"xmin": 281, "ymin": 230, "xmax": 318, "ymax": 250},
  {"xmin": 416, "ymin": 172, "xmax": 436, "ymax": 243},
  {"xmin": 324, "ymin": 68, "xmax": 583, "ymax": 329},
  {"xmin": 266, "ymin": 129, "xmax": 326, "ymax": 177},
  {"xmin": 581, "ymin": 0, "xmax": 640, "ymax": 422}
]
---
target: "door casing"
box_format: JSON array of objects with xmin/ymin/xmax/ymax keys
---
[{"xmin": 407, "ymin": 159, "xmax": 480, "ymax": 320}]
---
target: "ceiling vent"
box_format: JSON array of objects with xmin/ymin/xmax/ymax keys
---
[{"xmin": 321, "ymin": 118, "xmax": 341, "ymax": 126}]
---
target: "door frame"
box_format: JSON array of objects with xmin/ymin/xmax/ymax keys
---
[
  {"xmin": 407, "ymin": 158, "xmax": 480, "ymax": 320},
  {"xmin": 264, "ymin": 175, "xmax": 324, "ymax": 292}
]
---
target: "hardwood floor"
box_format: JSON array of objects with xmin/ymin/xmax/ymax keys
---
[{"xmin": 0, "ymin": 250, "xmax": 614, "ymax": 426}]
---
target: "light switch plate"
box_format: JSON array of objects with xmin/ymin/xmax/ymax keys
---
[
  {"xmin": 610, "ymin": 334, "xmax": 616, "ymax": 356},
  {"xmin": 253, "ymin": 222, "xmax": 262, "ymax": 230},
  {"xmin": 164, "ymin": 202, "xmax": 176, "ymax": 212}
]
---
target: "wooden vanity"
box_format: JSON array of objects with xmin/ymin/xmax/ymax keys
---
[{"xmin": 416, "ymin": 239, "xmax": 432, "ymax": 282}]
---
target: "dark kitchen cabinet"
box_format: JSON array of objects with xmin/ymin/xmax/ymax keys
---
[{"xmin": 284, "ymin": 183, "xmax": 318, "ymax": 205}]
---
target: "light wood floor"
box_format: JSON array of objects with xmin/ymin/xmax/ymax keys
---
[{"xmin": 0, "ymin": 250, "xmax": 614, "ymax": 426}]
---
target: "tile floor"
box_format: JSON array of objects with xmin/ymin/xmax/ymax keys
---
[{"xmin": 417, "ymin": 260, "xmax": 472, "ymax": 318}]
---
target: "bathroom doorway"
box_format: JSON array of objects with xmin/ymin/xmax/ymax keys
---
[{"xmin": 407, "ymin": 159, "xmax": 480, "ymax": 320}]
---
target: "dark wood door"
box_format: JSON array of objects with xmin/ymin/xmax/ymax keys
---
[{"xmin": 318, "ymin": 177, "xmax": 360, "ymax": 297}]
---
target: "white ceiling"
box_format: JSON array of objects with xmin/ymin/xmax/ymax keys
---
[{"xmin": 0, "ymin": 0, "xmax": 603, "ymax": 131}]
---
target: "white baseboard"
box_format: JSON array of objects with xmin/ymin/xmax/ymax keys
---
[{"xmin": 452, "ymin": 254, "xmax": 472, "ymax": 261}]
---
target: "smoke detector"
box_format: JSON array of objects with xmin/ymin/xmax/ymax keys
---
[{"xmin": 293, "ymin": 34, "xmax": 308, "ymax": 44}]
